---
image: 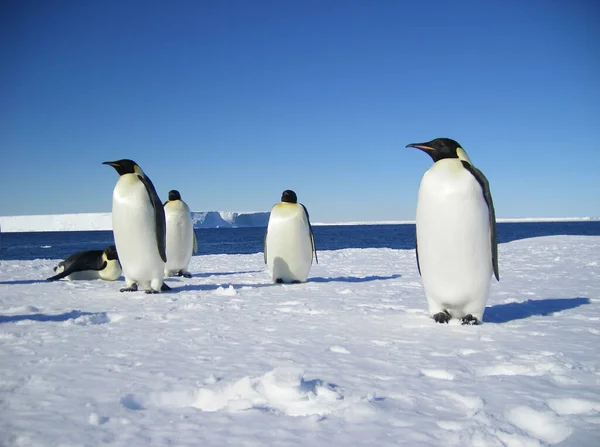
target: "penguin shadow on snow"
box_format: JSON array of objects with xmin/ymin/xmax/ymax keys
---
[
  {"xmin": 191, "ymin": 269, "xmax": 263, "ymax": 278},
  {"xmin": 483, "ymin": 297, "xmax": 591, "ymax": 323},
  {"xmin": 0, "ymin": 310, "xmax": 109, "ymax": 324},
  {"xmin": 309, "ymin": 274, "xmax": 401, "ymax": 283},
  {"xmin": 0, "ymin": 279, "xmax": 48, "ymax": 285},
  {"xmin": 172, "ymin": 281, "xmax": 280, "ymax": 293}
]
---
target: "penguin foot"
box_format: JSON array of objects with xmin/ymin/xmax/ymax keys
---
[
  {"xmin": 461, "ymin": 314, "xmax": 480, "ymax": 325},
  {"xmin": 145, "ymin": 289, "xmax": 159, "ymax": 294},
  {"xmin": 433, "ymin": 310, "xmax": 451, "ymax": 324},
  {"xmin": 161, "ymin": 282, "xmax": 172, "ymax": 292},
  {"xmin": 291, "ymin": 280, "xmax": 301, "ymax": 284},
  {"xmin": 180, "ymin": 271, "xmax": 192, "ymax": 278},
  {"xmin": 119, "ymin": 285, "xmax": 138, "ymax": 292},
  {"xmin": 275, "ymin": 278, "xmax": 284, "ymax": 284}
]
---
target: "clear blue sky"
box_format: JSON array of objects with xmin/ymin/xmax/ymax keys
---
[{"xmin": 1, "ymin": 0, "xmax": 598, "ymax": 222}]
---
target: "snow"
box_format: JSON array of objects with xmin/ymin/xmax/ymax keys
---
[
  {"xmin": 0, "ymin": 211, "xmax": 270, "ymax": 232},
  {"xmin": 1, "ymin": 213, "xmax": 597, "ymax": 232},
  {"xmin": 0, "ymin": 235, "xmax": 599, "ymax": 446}
]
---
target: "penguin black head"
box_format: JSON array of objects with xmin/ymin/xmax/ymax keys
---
[
  {"xmin": 406, "ymin": 138, "xmax": 467, "ymax": 163},
  {"xmin": 168, "ymin": 190, "xmax": 181, "ymax": 201},
  {"xmin": 102, "ymin": 159, "xmax": 142, "ymax": 176},
  {"xmin": 281, "ymin": 190, "xmax": 297, "ymax": 203},
  {"xmin": 104, "ymin": 245, "xmax": 119, "ymax": 261}
]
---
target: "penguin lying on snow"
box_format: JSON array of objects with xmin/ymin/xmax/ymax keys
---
[
  {"xmin": 264, "ymin": 190, "xmax": 317, "ymax": 283},
  {"xmin": 46, "ymin": 245, "xmax": 121, "ymax": 281},
  {"xmin": 164, "ymin": 189, "xmax": 198, "ymax": 278},
  {"xmin": 103, "ymin": 159, "xmax": 170, "ymax": 293},
  {"xmin": 407, "ymin": 138, "xmax": 499, "ymax": 325}
]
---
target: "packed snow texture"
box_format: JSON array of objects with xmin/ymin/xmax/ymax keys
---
[
  {"xmin": 0, "ymin": 236, "xmax": 599, "ymax": 446},
  {"xmin": 0, "ymin": 211, "xmax": 270, "ymax": 232}
]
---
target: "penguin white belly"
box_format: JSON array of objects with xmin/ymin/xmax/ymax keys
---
[
  {"xmin": 165, "ymin": 202, "xmax": 194, "ymax": 275},
  {"xmin": 266, "ymin": 204, "xmax": 313, "ymax": 283},
  {"xmin": 416, "ymin": 160, "xmax": 492, "ymax": 319},
  {"xmin": 98, "ymin": 258, "xmax": 122, "ymax": 281},
  {"xmin": 112, "ymin": 175, "xmax": 164, "ymax": 290}
]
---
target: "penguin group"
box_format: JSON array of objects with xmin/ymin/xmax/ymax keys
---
[{"xmin": 47, "ymin": 136, "xmax": 498, "ymax": 324}]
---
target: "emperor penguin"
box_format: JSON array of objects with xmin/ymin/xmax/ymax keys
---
[
  {"xmin": 46, "ymin": 245, "xmax": 121, "ymax": 281},
  {"xmin": 164, "ymin": 190, "xmax": 197, "ymax": 278},
  {"xmin": 103, "ymin": 159, "xmax": 169, "ymax": 293},
  {"xmin": 264, "ymin": 190, "xmax": 318, "ymax": 283},
  {"xmin": 407, "ymin": 138, "xmax": 499, "ymax": 325}
]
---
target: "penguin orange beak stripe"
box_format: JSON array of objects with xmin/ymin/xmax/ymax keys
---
[{"xmin": 406, "ymin": 143, "xmax": 435, "ymax": 151}]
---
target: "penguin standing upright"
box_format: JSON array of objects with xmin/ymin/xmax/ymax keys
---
[
  {"xmin": 407, "ymin": 138, "xmax": 499, "ymax": 325},
  {"xmin": 164, "ymin": 190, "xmax": 197, "ymax": 278},
  {"xmin": 46, "ymin": 245, "xmax": 121, "ymax": 281},
  {"xmin": 103, "ymin": 159, "xmax": 168, "ymax": 293},
  {"xmin": 264, "ymin": 190, "xmax": 317, "ymax": 283}
]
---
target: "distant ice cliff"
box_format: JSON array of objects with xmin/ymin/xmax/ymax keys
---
[{"xmin": 0, "ymin": 211, "xmax": 270, "ymax": 232}]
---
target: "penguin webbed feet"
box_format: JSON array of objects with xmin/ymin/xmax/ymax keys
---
[
  {"xmin": 145, "ymin": 289, "xmax": 159, "ymax": 294},
  {"xmin": 119, "ymin": 284, "xmax": 138, "ymax": 292},
  {"xmin": 275, "ymin": 278, "xmax": 302, "ymax": 284},
  {"xmin": 461, "ymin": 314, "xmax": 481, "ymax": 326},
  {"xmin": 433, "ymin": 310, "xmax": 451, "ymax": 324},
  {"xmin": 179, "ymin": 270, "xmax": 192, "ymax": 278}
]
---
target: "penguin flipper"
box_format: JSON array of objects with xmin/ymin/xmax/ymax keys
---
[
  {"xmin": 301, "ymin": 204, "xmax": 318, "ymax": 264},
  {"xmin": 461, "ymin": 161, "xmax": 499, "ymax": 281},
  {"xmin": 192, "ymin": 230, "xmax": 198, "ymax": 254},
  {"xmin": 415, "ymin": 237, "xmax": 421, "ymax": 276},
  {"xmin": 263, "ymin": 229, "xmax": 268, "ymax": 264},
  {"xmin": 138, "ymin": 174, "xmax": 167, "ymax": 263},
  {"xmin": 46, "ymin": 251, "xmax": 106, "ymax": 281}
]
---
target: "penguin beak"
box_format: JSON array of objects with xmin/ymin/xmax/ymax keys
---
[
  {"xmin": 102, "ymin": 161, "xmax": 120, "ymax": 168},
  {"xmin": 406, "ymin": 143, "xmax": 435, "ymax": 152}
]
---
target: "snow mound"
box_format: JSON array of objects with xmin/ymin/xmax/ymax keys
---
[{"xmin": 125, "ymin": 367, "xmax": 375, "ymax": 418}]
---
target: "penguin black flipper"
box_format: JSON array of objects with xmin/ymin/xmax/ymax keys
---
[
  {"xmin": 415, "ymin": 237, "xmax": 422, "ymax": 276},
  {"xmin": 461, "ymin": 161, "xmax": 499, "ymax": 281},
  {"xmin": 301, "ymin": 204, "xmax": 318, "ymax": 264},
  {"xmin": 46, "ymin": 250, "xmax": 106, "ymax": 281},
  {"xmin": 138, "ymin": 174, "xmax": 167, "ymax": 263},
  {"xmin": 263, "ymin": 229, "xmax": 268, "ymax": 264}
]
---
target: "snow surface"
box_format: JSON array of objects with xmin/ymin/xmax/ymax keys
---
[
  {"xmin": 1, "ymin": 235, "xmax": 599, "ymax": 446},
  {"xmin": 1, "ymin": 213, "xmax": 597, "ymax": 232}
]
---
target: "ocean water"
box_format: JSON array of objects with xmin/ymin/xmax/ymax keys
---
[{"xmin": 1, "ymin": 221, "xmax": 599, "ymax": 262}]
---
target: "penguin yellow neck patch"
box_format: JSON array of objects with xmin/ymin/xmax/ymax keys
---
[{"xmin": 456, "ymin": 147, "xmax": 472, "ymax": 165}]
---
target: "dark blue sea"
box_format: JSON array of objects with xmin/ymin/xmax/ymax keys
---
[{"xmin": 1, "ymin": 222, "xmax": 599, "ymax": 261}]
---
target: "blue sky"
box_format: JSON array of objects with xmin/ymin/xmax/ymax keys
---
[{"xmin": 1, "ymin": 0, "xmax": 598, "ymax": 222}]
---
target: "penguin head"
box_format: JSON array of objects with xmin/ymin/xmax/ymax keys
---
[
  {"xmin": 281, "ymin": 190, "xmax": 298, "ymax": 203},
  {"xmin": 104, "ymin": 245, "xmax": 119, "ymax": 261},
  {"xmin": 102, "ymin": 159, "xmax": 144, "ymax": 176},
  {"xmin": 168, "ymin": 190, "xmax": 182, "ymax": 201},
  {"xmin": 406, "ymin": 138, "xmax": 472, "ymax": 164}
]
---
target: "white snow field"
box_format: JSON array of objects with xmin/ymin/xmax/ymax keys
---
[{"xmin": 1, "ymin": 235, "xmax": 599, "ymax": 446}]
